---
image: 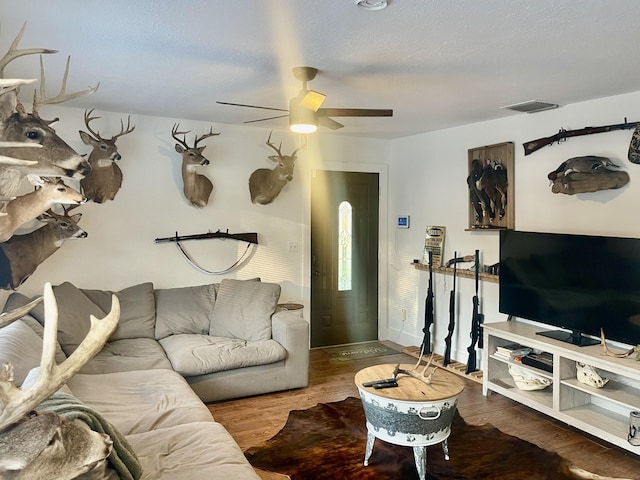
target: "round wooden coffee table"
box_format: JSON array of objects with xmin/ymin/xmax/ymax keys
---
[{"xmin": 355, "ymin": 363, "xmax": 465, "ymax": 480}]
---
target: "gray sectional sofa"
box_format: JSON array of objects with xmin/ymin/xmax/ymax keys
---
[{"xmin": 0, "ymin": 278, "xmax": 309, "ymax": 479}]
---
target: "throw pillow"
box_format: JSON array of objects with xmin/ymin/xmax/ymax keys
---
[
  {"xmin": 33, "ymin": 282, "xmax": 107, "ymax": 356},
  {"xmin": 0, "ymin": 320, "xmax": 44, "ymax": 386},
  {"xmin": 209, "ymin": 278, "xmax": 280, "ymax": 341},
  {"xmin": 154, "ymin": 284, "xmax": 216, "ymax": 339},
  {"xmin": 82, "ymin": 282, "xmax": 156, "ymax": 340}
]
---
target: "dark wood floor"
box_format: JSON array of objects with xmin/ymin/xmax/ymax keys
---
[{"xmin": 208, "ymin": 343, "xmax": 640, "ymax": 479}]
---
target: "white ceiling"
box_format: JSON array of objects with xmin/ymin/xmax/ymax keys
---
[{"xmin": 1, "ymin": 0, "xmax": 639, "ymax": 140}]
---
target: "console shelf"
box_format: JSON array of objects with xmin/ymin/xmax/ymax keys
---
[{"xmin": 483, "ymin": 321, "xmax": 640, "ymax": 455}]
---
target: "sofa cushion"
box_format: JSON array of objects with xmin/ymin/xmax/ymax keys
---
[
  {"xmin": 82, "ymin": 282, "xmax": 156, "ymax": 341},
  {"xmin": 79, "ymin": 338, "xmax": 172, "ymax": 374},
  {"xmin": 67, "ymin": 369, "xmax": 213, "ymax": 436},
  {"xmin": 0, "ymin": 320, "xmax": 44, "ymax": 386},
  {"xmin": 159, "ymin": 334, "xmax": 286, "ymax": 376},
  {"xmin": 209, "ymin": 279, "xmax": 280, "ymax": 341},
  {"xmin": 27, "ymin": 282, "xmax": 107, "ymax": 356},
  {"xmin": 154, "ymin": 284, "xmax": 217, "ymax": 340},
  {"xmin": 125, "ymin": 422, "xmax": 260, "ymax": 480}
]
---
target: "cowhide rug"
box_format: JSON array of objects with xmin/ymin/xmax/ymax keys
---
[{"xmin": 245, "ymin": 397, "xmax": 628, "ymax": 480}]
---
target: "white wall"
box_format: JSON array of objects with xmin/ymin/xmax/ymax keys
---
[
  {"xmin": 2, "ymin": 106, "xmax": 390, "ymax": 327},
  {"xmin": 388, "ymin": 90, "xmax": 640, "ymax": 365}
]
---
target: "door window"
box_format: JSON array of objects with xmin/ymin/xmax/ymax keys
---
[{"xmin": 338, "ymin": 201, "xmax": 352, "ymax": 291}]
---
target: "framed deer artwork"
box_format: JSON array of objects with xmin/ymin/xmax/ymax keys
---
[{"xmin": 466, "ymin": 141, "xmax": 514, "ymax": 230}]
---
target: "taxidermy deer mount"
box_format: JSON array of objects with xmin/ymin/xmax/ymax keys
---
[
  {"xmin": 0, "ymin": 177, "xmax": 85, "ymax": 242},
  {"xmin": 0, "ymin": 283, "xmax": 120, "ymax": 480},
  {"xmin": 249, "ymin": 131, "xmax": 301, "ymax": 205},
  {"xmin": 80, "ymin": 109, "xmax": 135, "ymax": 203},
  {"xmin": 0, "ymin": 204, "xmax": 87, "ymax": 290},
  {"xmin": 0, "ymin": 22, "xmax": 99, "ymax": 199},
  {"xmin": 171, "ymin": 123, "xmax": 219, "ymax": 207}
]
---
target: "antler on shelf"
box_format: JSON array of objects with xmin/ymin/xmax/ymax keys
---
[
  {"xmin": 0, "ymin": 282, "xmax": 119, "ymax": 431},
  {"xmin": 600, "ymin": 328, "xmax": 640, "ymax": 359}
]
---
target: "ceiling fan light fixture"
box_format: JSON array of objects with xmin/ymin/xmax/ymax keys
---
[{"xmin": 289, "ymin": 100, "xmax": 318, "ymax": 133}]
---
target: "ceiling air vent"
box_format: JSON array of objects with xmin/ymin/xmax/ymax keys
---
[{"xmin": 500, "ymin": 100, "xmax": 559, "ymax": 114}]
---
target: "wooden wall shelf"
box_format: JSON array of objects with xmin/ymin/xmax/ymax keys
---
[{"xmin": 413, "ymin": 263, "xmax": 498, "ymax": 284}]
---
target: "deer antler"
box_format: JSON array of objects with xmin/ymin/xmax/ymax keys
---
[
  {"xmin": 193, "ymin": 126, "xmax": 219, "ymax": 149},
  {"xmin": 84, "ymin": 109, "xmax": 135, "ymax": 141},
  {"xmin": 0, "ymin": 296, "xmax": 43, "ymax": 329},
  {"xmin": 265, "ymin": 130, "xmax": 283, "ymax": 157},
  {"xmin": 32, "ymin": 55, "xmax": 99, "ymax": 116},
  {"xmin": 600, "ymin": 328, "xmax": 640, "ymax": 359},
  {"xmin": 0, "ymin": 283, "xmax": 119, "ymax": 431},
  {"xmin": 0, "ymin": 22, "xmax": 58, "ymax": 78},
  {"xmin": 171, "ymin": 123, "xmax": 191, "ymax": 150},
  {"xmin": 112, "ymin": 115, "xmax": 135, "ymax": 140}
]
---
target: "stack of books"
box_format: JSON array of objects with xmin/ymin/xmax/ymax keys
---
[{"xmin": 494, "ymin": 342, "xmax": 532, "ymax": 361}]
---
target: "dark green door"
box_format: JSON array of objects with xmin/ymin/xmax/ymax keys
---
[{"xmin": 310, "ymin": 170, "xmax": 379, "ymax": 347}]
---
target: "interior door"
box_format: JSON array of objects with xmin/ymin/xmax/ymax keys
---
[{"xmin": 310, "ymin": 170, "xmax": 379, "ymax": 347}]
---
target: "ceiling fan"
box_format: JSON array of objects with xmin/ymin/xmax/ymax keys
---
[{"xmin": 217, "ymin": 66, "xmax": 393, "ymax": 133}]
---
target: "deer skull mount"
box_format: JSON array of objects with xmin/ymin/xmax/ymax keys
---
[
  {"xmin": 0, "ymin": 282, "xmax": 120, "ymax": 479},
  {"xmin": 79, "ymin": 109, "xmax": 135, "ymax": 203},
  {"xmin": 0, "ymin": 22, "xmax": 98, "ymax": 199},
  {"xmin": 171, "ymin": 123, "xmax": 219, "ymax": 208},
  {"xmin": 249, "ymin": 132, "xmax": 301, "ymax": 205}
]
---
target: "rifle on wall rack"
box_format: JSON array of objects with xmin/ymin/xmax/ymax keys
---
[
  {"xmin": 154, "ymin": 229, "xmax": 258, "ymax": 244},
  {"xmin": 419, "ymin": 251, "xmax": 435, "ymax": 357},
  {"xmin": 523, "ymin": 118, "xmax": 640, "ymax": 156},
  {"xmin": 443, "ymin": 251, "xmax": 457, "ymax": 367},
  {"xmin": 465, "ymin": 249, "xmax": 484, "ymax": 374}
]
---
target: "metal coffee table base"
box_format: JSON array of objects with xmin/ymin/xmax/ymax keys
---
[{"xmin": 363, "ymin": 431, "xmax": 450, "ymax": 480}]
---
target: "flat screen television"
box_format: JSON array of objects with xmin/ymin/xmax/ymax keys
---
[{"xmin": 499, "ymin": 230, "xmax": 640, "ymax": 347}]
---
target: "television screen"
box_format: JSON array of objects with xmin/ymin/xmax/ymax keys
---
[{"xmin": 499, "ymin": 230, "xmax": 640, "ymax": 347}]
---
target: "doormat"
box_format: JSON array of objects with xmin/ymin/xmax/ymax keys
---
[
  {"xmin": 245, "ymin": 397, "xmax": 629, "ymax": 480},
  {"xmin": 322, "ymin": 341, "xmax": 401, "ymax": 361}
]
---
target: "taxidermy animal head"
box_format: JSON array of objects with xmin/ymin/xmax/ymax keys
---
[
  {"xmin": 0, "ymin": 177, "xmax": 86, "ymax": 242},
  {"xmin": 171, "ymin": 123, "xmax": 219, "ymax": 208},
  {"xmin": 79, "ymin": 109, "xmax": 135, "ymax": 203},
  {"xmin": 0, "ymin": 22, "xmax": 98, "ymax": 198},
  {"xmin": 0, "ymin": 283, "xmax": 119, "ymax": 480},
  {"xmin": 0, "ymin": 205, "xmax": 87, "ymax": 290},
  {"xmin": 249, "ymin": 131, "xmax": 301, "ymax": 205}
]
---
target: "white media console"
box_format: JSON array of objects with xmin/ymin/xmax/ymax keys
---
[{"xmin": 483, "ymin": 320, "xmax": 640, "ymax": 454}]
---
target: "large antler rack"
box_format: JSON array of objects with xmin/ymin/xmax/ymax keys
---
[
  {"xmin": 83, "ymin": 108, "xmax": 135, "ymax": 142},
  {"xmin": 0, "ymin": 283, "xmax": 119, "ymax": 431},
  {"xmin": 171, "ymin": 123, "xmax": 219, "ymax": 150},
  {"xmin": 0, "ymin": 22, "xmax": 57, "ymax": 78}
]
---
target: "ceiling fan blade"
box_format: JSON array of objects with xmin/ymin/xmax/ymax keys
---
[
  {"xmin": 243, "ymin": 114, "xmax": 290, "ymax": 124},
  {"xmin": 217, "ymin": 101, "xmax": 288, "ymax": 113},
  {"xmin": 318, "ymin": 116, "xmax": 344, "ymax": 130},
  {"xmin": 317, "ymin": 108, "xmax": 393, "ymax": 117},
  {"xmin": 300, "ymin": 90, "xmax": 326, "ymax": 112}
]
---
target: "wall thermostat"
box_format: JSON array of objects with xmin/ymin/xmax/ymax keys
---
[{"xmin": 397, "ymin": 215, "xmax": 410, "ymax": 229}]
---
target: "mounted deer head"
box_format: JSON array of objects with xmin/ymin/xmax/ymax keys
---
[
  {"xmin": 0, "ymin": 22, "xmax": 98, "ymax": 198},
  {"xmin": 249, "ymin": 131, "xmax": 301, "ymax": 205},
  {"xmin": 171, "ymin": 123, "xmax": 219, "ymax": 208},
  {"xmin": 79, "ymin": 109, "xmax": 135, "ymax": 203},
  {"xmin": 0, "ymin": 282, "xmax": 119, "ymax": 479},
  {"xmin": 0, "ymin": 177, "xmax": 85, "ymax": 242},
  {"xmin": 0, "ymin": 205, "xmax": 87, "ymax": 290}
]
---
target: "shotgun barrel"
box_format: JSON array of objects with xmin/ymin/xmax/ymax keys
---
[{"xmin": 443, "ymin": 252, "xmax": 457, "ymax": 367}]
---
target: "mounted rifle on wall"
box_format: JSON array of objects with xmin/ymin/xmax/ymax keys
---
[
  {"xmin": 523, "ymin": 117, "xmax": 640, "ymax": 156},
  {"xmin": 154, "ymin": 229, "xmax": 258, "ymax": 275}
]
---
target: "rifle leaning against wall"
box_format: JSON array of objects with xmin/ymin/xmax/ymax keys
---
[
  {"xmin": 419, "ymin": 251, "xmax": 435, "ymax": 357},
  {"xmin": 465, "ymin": 250, "xmax": 484, "ymax": 374},
  {"xmin": 523, "ymin": 118, "xmax": 640, "ymax": 156},
  {"xmin": 443, "ymin": 252, "xmax": 457, "ymax": 367}
]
